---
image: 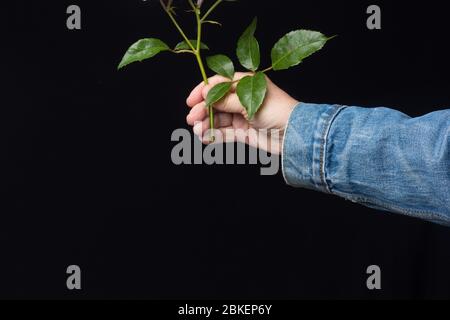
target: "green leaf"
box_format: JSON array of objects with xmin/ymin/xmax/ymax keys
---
[
  {"xmin": 206, "ymin": 82, "xmax": 233, "ymax": 107},
  {"xmin": 271, "ymin": 30, "xmax": 330, "ymax": 71},
  {"xmin": 236, "ymin": 17, "xmax": 260, "ymax": 72},
  {"xmin": 118, "ymin": 38, "xmax": 170, "ymax": 70},
  {"xmin": 236, "ymin": 72, "xmax": 267, "ymax": 120},
  {"xmin": 206, "ymin": 55, "xmax": 235, "ymax": 80},
  {"xmin": 175, "ymin": 40, "xmax": 209, "ymax": 51}
]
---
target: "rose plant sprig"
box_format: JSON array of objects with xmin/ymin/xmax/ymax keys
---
[{"xmin": 118, "ymin": 0, "xmax": 334, "ymax": 141}]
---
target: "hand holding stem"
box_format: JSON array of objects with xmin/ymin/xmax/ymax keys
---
[{"xmin": 120, "ymin": 1, "xmax": 332, "ymax": 144}]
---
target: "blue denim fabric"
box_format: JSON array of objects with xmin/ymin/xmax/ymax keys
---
[{"xmin": 282, "ymin": 103, "xmax": 450, "ymax": 226}]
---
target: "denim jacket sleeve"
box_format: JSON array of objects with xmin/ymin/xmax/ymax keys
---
[{"xmin": 282, "ymin": 102, "xmax": 450, "ymax": 227}]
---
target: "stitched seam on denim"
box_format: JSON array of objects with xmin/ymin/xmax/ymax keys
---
[
  {"xmin": 334, "ymin": 191, "xmax": 450, "ymax": 223},
  {"xmin": 282, "ymin": 102, "xmax": 303, "ymax": 186},
  {"xmin": 319, "ymin": 105, "xmax": 347, "ymax": 194}
]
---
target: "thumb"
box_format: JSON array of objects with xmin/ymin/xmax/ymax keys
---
[{"xmin": 210, "ymin": 92, "xmax": 246, "ymax": 115}]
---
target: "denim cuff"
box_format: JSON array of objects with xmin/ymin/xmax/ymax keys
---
[{"xmin": 282, "ymin": 102, "xmax": 346, "ymax": 193}]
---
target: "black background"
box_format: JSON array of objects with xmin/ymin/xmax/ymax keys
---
[{"xmin": 1, "ymin": 0, "xmax": 450, "ymax": 299}]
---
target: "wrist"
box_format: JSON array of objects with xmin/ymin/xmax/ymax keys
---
[
  {"xmin": 280, "ymin": 99, "xmax": 300, "ymax": 130},
  {"xmin": 277, "ymin": 100, "xmax": 300, "ymax": 154}
]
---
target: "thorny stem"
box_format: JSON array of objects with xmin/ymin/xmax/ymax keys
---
[
  {"xmin": 162, "ymin": 0, "xmax": 225, "ymax": 142},
  {"xmin": 160, "ymin": 1, "xmax": 197, "ymax": 52}
]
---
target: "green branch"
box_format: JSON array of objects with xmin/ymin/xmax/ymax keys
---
[
  {"xmin": 201, "ymin": 0, "xmax": 223, "ymax": 22},
  {"xmin": 191, "ymin": 0, "xmax": 215, "ymax": 141},
  {"xmin": 160, "ymin": 1, "xmax": 197, "ymax": 53},
  {"xmin": 120, "ymin": 2, "xmax": 333, "ymax": 143}
]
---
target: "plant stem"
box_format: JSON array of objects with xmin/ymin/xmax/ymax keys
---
[
  {"xmin": 195, "ymin": 5, "xmax": 202, "ymax": 52},
  {"xmin": 201, "ymin": 0, "xmax": 223, "ymax": 22},
  {"xmin": 195, "ymin": 50, "xmax": 214, "ymax": 141},
  {"xmin": 195, "ymin": 52, "xmax": 209, "ymax": 83},
  {"xmin": 193, "ymin": 3, "xmax": 215, "ymax": 142},
  {"xmin": 163, "ymin": 0, "xmax": 215, "ymax": 141},
  {"xmin": 161, "ymin": 2, "xmax": 197, "ymax": 52}
]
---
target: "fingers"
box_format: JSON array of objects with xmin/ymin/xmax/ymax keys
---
[
  {"xmin": 186, "ymin": 102, "xmax": 207, "ymax": 126},
  {"xmin": 214, "ymin": 113, "xmax": 233, "ymax": 128},
  {"xmin": 188, "ymin": 94, "xmax": 246, "ymax": 127},
  {"xmin": 191, "ymin": 113, "xmax": 250, "ymax": 144},
  {"xmin": 193, "ymin": 123, "xmax": 236, "ymax": 144},
  {"xmin": 186, "ymin": 81, "xmax": 205, "ymax": 108},
  {"xmin": 191, "ymin": 112, "xmax": 233, "ymax": 132},
  {"xmin": 192, "ymin": 113, "xmax": 232, "ymax": 136}
]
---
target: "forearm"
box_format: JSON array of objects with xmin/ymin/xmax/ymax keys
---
[{"xmin": 282, "ymin": 102, "xmax": 450, "ymax": 226}]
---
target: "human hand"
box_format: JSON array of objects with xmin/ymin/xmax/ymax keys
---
[{"xmin": 186, "ymin": 73, "xmax": 299, "ymax": 154}]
